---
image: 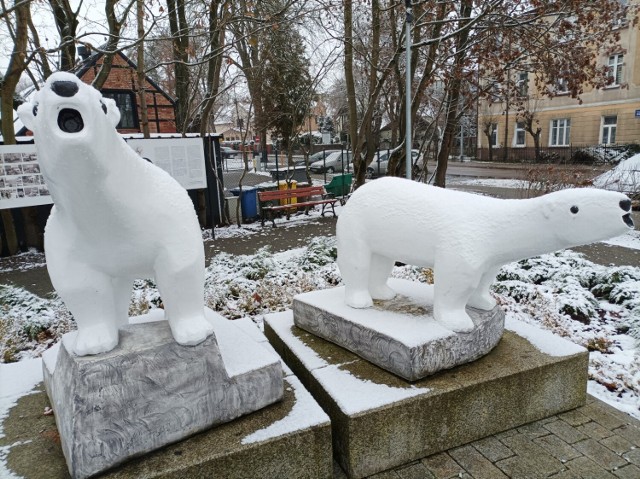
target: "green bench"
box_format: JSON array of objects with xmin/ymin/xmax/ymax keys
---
[{"xmin": 324, "ymin": 173, "xmax": 352, "ymax": 204}]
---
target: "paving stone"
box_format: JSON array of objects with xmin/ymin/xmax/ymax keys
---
[
  {"xmin": 518, "ymin": 419, "xmax": 554, "ymax": 438},
  {"xmin": 395, "ymin": 462, "xmax": 436, "ymax": 479},
  {"xmin": 614, "ymin": 425, "xmax": 640, "ymax": 447},
  {"xmin": 559, "ymin": 409, "xmax": 592, "ymax": 427},
  {"xmin": 613, "ymin": 464, "xmax": 640, "ymax": 478},
  {"xmin": 495, "ymin": 455, "xmax": 551, "ymax": 478},
  {"xmin": 582, "ymin": 403, "xmax": 628, "ymax": 430},
  {"xmin": 472, "ymin": 436, "xmax": 514, "ymax": 462},
  {"xmin": 545, "ymin": 419, "xmax": 590, "ymax": 444},
  {"xmin": 565, "ymin": 456, "xmax": 617, "ymax": 478},
  {"xmin": 534, "ymin": 434, "xmax": 583, "ymax": 462},
  {"xmin": 421, "ymin": 453, "xmax": 465, "ymax": 478},
  {"xmin": 574, "ymin": 439, "xmax": 629, "ymax": 471},
  {"xmin": 499, "ymin": 433, "xmax": 565, "ymax": 476},
  {"xmin": 368, "ymin": 470, "xmax": 401, "ymax": 479},
  {"xmin": 577, "ymin": 421, "xmax": 616, "ymax": 440},
  {"xmin": 622, "ymin": 447, "xmax": 640, "ymax": 465},
  {"xmin": 448, "ymin": 444, "xmax": 509, "ymax": 479},
  {"xmin": 548, "ymin": 470, "xmax": 581, "ymax": 479},
  {"xmin": 600, "ymin": 435, "xmax": 635, "ymax": 455}
]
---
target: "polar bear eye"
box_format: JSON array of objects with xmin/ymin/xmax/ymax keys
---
[
  {"xmin": 100, "ymin": 101, "xmax": 107, "ymax": 114},
  {"xmin": 32, "ymin": 103, "xmax": 38, "ymax": 117},
  {"xmin": 570, "ymin": 206, "xmax": 579, "ymax": 214}
]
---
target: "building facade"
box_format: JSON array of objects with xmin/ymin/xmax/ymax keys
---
[{"xmin": 477, "ymin": 11, "xmax": 640, "ymax": 161}]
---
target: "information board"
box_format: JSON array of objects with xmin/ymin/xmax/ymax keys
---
[
  {"xmin": 126, "ymin": 137, "xmax": 207, "ymax": 190},
  {"xmin": 0, "ymin": 144, "xmax": 52, "ymax": 209}
]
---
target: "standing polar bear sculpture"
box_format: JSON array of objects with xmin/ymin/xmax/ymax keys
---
[
  {"xmin": 337, "ymin": 177, "xmax": 634, "ymax": 333},
  {"xmin": 18, "ymin": 72, "xmax": 214, "ymax": 356}
]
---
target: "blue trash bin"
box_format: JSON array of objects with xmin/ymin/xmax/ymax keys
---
[{"xmin": 230, "ymin": 186, "xmax": 258, "ymax": 221}]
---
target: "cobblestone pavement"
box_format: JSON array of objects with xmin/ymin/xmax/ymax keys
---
[{"xmin": 334, "ymin": 395, "xmax": 640, "ymax": 479}]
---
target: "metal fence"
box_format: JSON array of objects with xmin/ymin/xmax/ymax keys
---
[{"xmin": 477, "ymin": 144, "xmax": 639, "ymax": 165}]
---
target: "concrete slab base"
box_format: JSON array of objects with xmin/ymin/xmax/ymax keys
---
[
  {"xmin": 265, "ymin": 311, "xmax": 589, "ymax": 479},
  {"xmin": 42, "ymin": 310, "xmax": 289, "ymax": 479},
  {"xmin": 293, "ymin": 279, "xmax": 505, "ymax": 380}
]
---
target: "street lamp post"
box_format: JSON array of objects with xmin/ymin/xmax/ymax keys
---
[{"xmin": 405, "ymin": 0, "xmax": 412, "ymax": 179}]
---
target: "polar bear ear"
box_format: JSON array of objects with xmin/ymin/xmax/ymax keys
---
[
  {"xmin": 17, "ymin": 101, "xmax": 37, "ymax": 132},
  {"xmin": 101, "ymin": 97, "xmax": 121, "ymax": 128}
]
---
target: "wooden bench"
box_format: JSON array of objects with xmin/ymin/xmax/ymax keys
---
[{"xmin": 258, "ymin": 185, "xmax": 338, "ymax": 227}]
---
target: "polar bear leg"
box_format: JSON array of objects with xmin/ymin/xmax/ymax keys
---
[
  {"xmin": 467, "ymin": 267, "xmax": 499, "ymax": 311},
  {"xmin": 154, "ymin": 260, "xmax": 214, "ymax": 346},
  {"xmin": 49, "ymin": 259, "xmax": 120, "ymax": 355},
  {"xmin": 337, "ymin": 241, "xmax": 373, "ymax": 308},
  {"xmin": 433, "ymin": 259, "xmax": 478, "ymax": 333},
  {"xmin": 368, "ymin": 254, "xmax": 396, "ymax": 300},
  {"xmin": 112, "ymin": 277, "xmax": 133, "ymax": 326}
]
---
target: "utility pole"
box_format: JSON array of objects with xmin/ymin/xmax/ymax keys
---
[{"xmin": 405, "ymin": 0, "xmax": 412, "ymax": 179}]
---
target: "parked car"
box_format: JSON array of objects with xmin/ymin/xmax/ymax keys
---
[
  {"xmin": 366, "ymin": 149, "xmax": 421, "ymax": 178},
  {"xmin": 295, "ymin": 150, "xmax": 341, "ymax": 166},
  {"xmin": 309, "ymin": 151, "xmax": 353, "ymax": 173},
  {"xmin": 220, "ymin": 146, "xmax": 241, "ymax": 159}
]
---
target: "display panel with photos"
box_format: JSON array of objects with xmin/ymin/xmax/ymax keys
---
[{"xmin": 0, "ymin": 145, "xmax": 52, "ymax": 209}]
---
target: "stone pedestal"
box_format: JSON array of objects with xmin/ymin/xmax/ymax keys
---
[
  {"xmin": 42, "ymin": 309, "xmax": 285, "ymax": 479},
  {"xmin": 293, "ymin": 279, "xmax": 504, "ymax": 380},
  {"xmin": 265, "ymin": 310, "xmax": 589, "ymax": 478}
]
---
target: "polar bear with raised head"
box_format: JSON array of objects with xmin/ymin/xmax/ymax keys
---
[
  {"xmin": 337, "ymin": 177, "xmax": 634, "ymax": 333},
  {"xmin": 18, "ymin": 72, "xmax": 214, "ymax": 356}
]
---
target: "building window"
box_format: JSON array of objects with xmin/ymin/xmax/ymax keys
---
[
  {"xmin": 555, "ymin": 77, "xmax": 569, "ymax": 94},
  {"xmin": 102, "ymin": 91, "xmax": 138, "ymax": 129},
  {"xmin": 601, "ymin": 116, "xmax": 617, "ymax": 145},
  {"xmin": 490, "ymin": 124, "xmax": 498, "ymax": 147},
  {"xmin": 516, "ymin": 72, "xmax": 528, "ymax": 97},
  {"xmin": 550, "ymin": 119, "xmax": 571, "ymax": 146},
  {"xmin": 607, "ymin": 54, "xmax": 624, "ymax": 86},
  {"xmin": 514, "ymin": 122, "xmax": 526, "ymax": 147}
]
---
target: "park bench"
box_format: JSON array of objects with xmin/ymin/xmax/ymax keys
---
[
  {"xmin": 324, "ymin": 173, "xmax": 353, "ymax": 204},
  {"xmin": 258, "ymin": 185, "xmax": 338, "ymax": 227}
]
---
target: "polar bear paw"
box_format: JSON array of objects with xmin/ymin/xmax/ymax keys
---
[
  {"xmin": 467, "ymin": 293, "xmax": 497, "ymax": 311},
  {"xmin": 169, "ymin": 315, "xmax": 215, "ymax": 346},
  {"xmin": 437, "ymin": 310, "xmax": 476, "ymax": 333},
  {"xmin": 73, "ymin": 323, "xmax": 119, "ymax": 356},
  {"xmin": 345, "ymin": 289, "xmax": 374, "ymax": 309},
  {"xmin": 370, "ymin": 284, "xmax": 396, "ymax": 301}
]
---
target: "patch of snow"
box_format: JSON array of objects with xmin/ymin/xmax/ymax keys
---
[
  {"xmin": 314, "ymin": 364, "xmax": 428, "ymax": 416},
  {"xmin": 593, "ymin": 153, "xmax": 640, "ymax": 193},
  {"xmin": 41, "ymin": 342, "xmax": 60, "ymax": 375},
  {"xmin": 505, "ymin": 317, "xmax": 586, "ymax": 356},
  {"xmin": 0, "ymin": 358, "xmax": 43, "ymax": 478},
  {"xmin": 297, "ymin": 280, "xmax": 453, "ymax": 347},
  {"xmin": 241, "ymin": 375, "xmax": 329, "ymax": 444},
  {"xmin": 601, "ymin": 229, "xmax": 640, "ymax": 250},
  {"xmin": 450, "ymin": 178, "xmax": 526, "ymax": 189}
]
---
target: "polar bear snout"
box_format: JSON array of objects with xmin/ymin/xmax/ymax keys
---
[
  {"xmin": 620, "ymin": 199, "xmax": 631, "ymax": 212},
  {"xmin": 51, "ymin": 80, "xmax": 79, "ymax": 98}
]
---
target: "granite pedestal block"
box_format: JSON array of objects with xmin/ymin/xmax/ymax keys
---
[
  {"xmin": 293, "ymin": 279, "xmax": 505, "ymax": 381},
  {"xmin": 42, "ymin": 309, "xmax": 284, "ymax": 479},
  {"xmin": 265, "ymin": 311, "xmax": 589, "ymax": 478}
]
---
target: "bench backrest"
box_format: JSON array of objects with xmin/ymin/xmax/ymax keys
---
[
  {"xmin": 258, "ymin": 185, "xmax": 325, "ymax": 202},
  {"xmin": 325, "ymin": 173, "xmax": 352, "ymax": 196}
]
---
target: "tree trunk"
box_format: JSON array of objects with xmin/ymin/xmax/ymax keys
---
[
  {"xmin": 434, "ymin": 0, "xmax": 473, "ymax": 188},
  {"xmin": 49, "ymin": 0, "xmax": 78, "ymax": 71},
  {"xmin": 136, "ymin": 0, "xmax": 150, "ymax": 137},
  {"xmin": 167, "ymin": 0, "xmax": 190, "ymax": 133}
]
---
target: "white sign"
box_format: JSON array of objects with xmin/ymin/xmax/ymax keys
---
[
  {"xmin": 0, "ymin": 144, "xmax": 52, "ymax": 209},
  {"xmin": 126, "ymin": 138, "xmax": 207, "ymax": 190}
]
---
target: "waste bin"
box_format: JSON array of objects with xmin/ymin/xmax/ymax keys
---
[
  {"xmin": 277, "ymin": 180, "xmax": 297, "ymax": 206},
  {"xmin": 230, "ymin": 186, "xmax": 259, "ymax": 221}
]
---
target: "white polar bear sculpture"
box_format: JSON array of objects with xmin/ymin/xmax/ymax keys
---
[
  {"xmin": 18, "ymin": 72, "xmax": 214, "ymax": 356},
  {"xmin": 337, "ymin": 176, "xmax": 634, "ymax": 333}
]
